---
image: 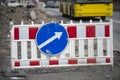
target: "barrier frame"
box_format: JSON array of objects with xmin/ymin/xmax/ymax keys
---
[{"xmin": 10, "ymin": 20, "xmax": 113, "ymax": 69}]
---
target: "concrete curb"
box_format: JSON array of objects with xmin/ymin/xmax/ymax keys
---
[{"xmin": 3, "ymin": 69, "xmax": 26, "ymax": 77}]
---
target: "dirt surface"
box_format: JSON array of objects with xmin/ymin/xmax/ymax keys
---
[{"xmin": 0, "ymin": 6, "xmax": 120, "ymax": 80}]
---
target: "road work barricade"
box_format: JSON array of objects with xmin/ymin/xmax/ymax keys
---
[{"xmin": 10, "ymin": 20, "xmax": 113, "ymax": 69}]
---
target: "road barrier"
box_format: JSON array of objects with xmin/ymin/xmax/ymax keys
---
[{"xmin": 10, "ymin": 20, "xmax": 113, "ymax": 69}]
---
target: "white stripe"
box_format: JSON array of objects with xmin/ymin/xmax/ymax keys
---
[
  {"xmin": 20, "ymin": 61, "xmax": 29, "ymax": 66},
  {"xmin": 59, "ymin": 60, "xmax": 68, "ymax": 64},
  {"xmin": 78, "ymin": 59, "xmax": 87, "ymax": 64},
  {"xmin": 19, "ymin": 27, "xmax": 28, "ymax": 39},
  {"xmin": 41, "ymin": 60, "xmax": 49, "ymax": 66},
  {"xmin": 77, "ymin": 25, "xmax": 86, "ymax": 38},
  {"xmin": 97, "ymin": 57, "xmax": 105, "ymax": 63},
  {"xmin": 96, "ymin": 24, "xmax": 104, "ymax": 37}
]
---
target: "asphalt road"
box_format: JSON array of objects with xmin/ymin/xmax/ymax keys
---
[{"xmin": 111, "ymin": 11, "xmax": 120, "ymax": 51}]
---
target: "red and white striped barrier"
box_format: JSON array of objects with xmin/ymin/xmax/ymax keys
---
[
  {"xmin": 12, "ymin": 24, "xmax": 110, "ymax": 40},
  {"xmin": 10, "ymin": 20, "xmax": 113, "ymax": 69},
  {"xmin": 14, "ymin": 57, "xmax": 111, "ymax": 68}
]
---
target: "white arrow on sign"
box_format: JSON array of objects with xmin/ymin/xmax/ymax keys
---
[{"xmin": 38, "ymin": 32, "xmax": 63, "ymax": 49}]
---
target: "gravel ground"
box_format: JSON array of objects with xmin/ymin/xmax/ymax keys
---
[{"xmin": 0, "ymin": 6, "xmax": 120, "ymax": 80}]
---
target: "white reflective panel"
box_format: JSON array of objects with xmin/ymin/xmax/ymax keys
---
[
  {"xmin": 59, "ymin": 60, "xmax": 68, "ymax": 64},
  {"xmin": 20, "ymin": 60, "xmax": 29, "ymax": 66},
  {"xmin": 77, "ymin": 25, "xmax": 86, "ymax": 38},
  {"xmin": 96, "ymin": 24, "xmax": 104, "ymax": 37},
  {"xmin": 41, "ymin": 60, "xmax": 49, "ymax": 66},
  {"xmin": 19, "ymin": 27, "xmax": 28, "ymax": 39},
  {"xmin": 78, "ymin": 59, "xmax": 87, "ymax": 64},
  {"xmin": 97, "ymin": 57, "xmax": 105, "ymax": 63}
]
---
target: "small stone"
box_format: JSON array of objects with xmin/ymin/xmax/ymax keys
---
[
  {"xmin": 30, "ymin": 10, "xmax": 36, "ymax": 20},
  {"xmin": 106, "ymin": 75, "xmax": 110, "ymax": 78}
]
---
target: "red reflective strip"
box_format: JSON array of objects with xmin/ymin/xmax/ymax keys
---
[
  {"xmin": 87, "ymin": 58, "xmax": 96, "ymax": 63},
  {"xmin": 30, "ymin": 61, "xmax": 40, "ymax": 66},
  {"xmin": 14, "ymin": 61, "xmax": 20, "ymax": 67},
  {"xmin": 105, "ymin": 25, "xmax": 110, "ymax": 37},
  {"xmin": 49, "ymin": 60, "xmax": 59, "ymax": 65},
  {"xmin": 86, "ymin": 26, "xmax": 96, "ymax": 37},
  {"xmin": 106, "ymin": 58, "xmax": 110, "ymax": 63},
  {"xmin": 14, "ymin": 28, "xmax": 19, "ymax": 40},
  {"xmin": 29, "ymin": 27, "xmax": 38, "ymax": 39},
  {"xmin": 67, "ymin": 26, "xmax": 77, "ymax": 38},
  {"xmin": 68, "ymin": 59, "xmax": 78, "ymax": 64}
]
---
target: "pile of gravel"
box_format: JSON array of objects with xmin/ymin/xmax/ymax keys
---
[{"xmin": 0, "ymin": 6, "xmax": 59, "ymax": 25}]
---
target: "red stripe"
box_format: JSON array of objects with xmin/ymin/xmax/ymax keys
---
[
  {"xmin": 68, "ymin": 59, "xmax": 78, "ymax": 64},
  {"xmin": 49, "ymin": 60, "xmax": 59, "ymax": 65},
  {"xmin": 30, "ymin": 60, "xmax": 40, "ymax": 66},
  {"xmin": 29, "ymin": 27, "xmax": 38, "ymax": 39},
  {"xmin": 87, "ymin": 58, "xmax": 96, "ymax": 63},
  {"xmin": 86, "ymin": 26, "xmax": 96, "ymax": 37},
  {"xmin": 105, "ymin": 25, "xmax": 110, "ymax": 37},
  {"xmin": 106, "ymin": 58, "xmax": 110, "ymax": 63},
  {"xmin": 14, "ymin": 28, "xmax": 19, "ymax": 40},
  {"xmin": 14, "ymin": 61, "xmax": 20, "ymax": 67},
  {"xmin": 67, "ymin": 26, "xmax": 77, "ymax": 38}
]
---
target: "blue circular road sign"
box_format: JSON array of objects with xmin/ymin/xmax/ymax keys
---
[{"xmin": 36, "ymin": 22, "xmax": 68, "ymax": 56}]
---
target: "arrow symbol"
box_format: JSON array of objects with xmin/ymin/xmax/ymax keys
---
[{"xmin": 38, "ymin": 32, "xmax": 63, "ymax": 49}]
